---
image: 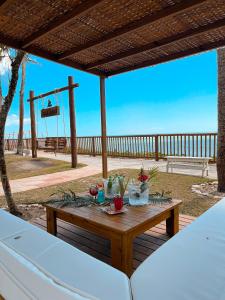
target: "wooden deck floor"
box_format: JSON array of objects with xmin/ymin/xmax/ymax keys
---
[{"xmin": 31, "ymin": 214, "xmax": 195, "ymax": 273}]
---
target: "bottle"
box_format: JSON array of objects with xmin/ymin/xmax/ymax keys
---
[{"xmin": 97, "ymin": 188, "xmax": 105, "ymax": 204}]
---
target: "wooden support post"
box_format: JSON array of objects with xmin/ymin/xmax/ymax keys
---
[
  {"xmin": 100, "ymin": 76, "xmax": 108, "ymax": 178},
  {"xmin": 92, "ymin": 137, "xmax": 96, "ymax": 157},
  {"xmin": 68, "ymin": 76, "xmax": 77, "ymax": 168},
  {"xmin": 166, "ymin": 206, "xmax": 179, "ymax": 237},
  {"xmin": 155, "ymin": 134, "xmax": 159, "ymax": 161},
  {"xmin": 46, "ymin": 208, "xmax": 57, "ymax": 236},
  {"xmin": 29, "ymin": 91, "xmax": 37, "ymax": 158}
]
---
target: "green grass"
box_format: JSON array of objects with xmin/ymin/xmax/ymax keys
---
[
  {"xmin": 0, "ymin": 168, "xmax": 218, "ymax": 217},
  {"xmin": 5, "ymin": 154, "xmax": 85, "ymax": 180}
]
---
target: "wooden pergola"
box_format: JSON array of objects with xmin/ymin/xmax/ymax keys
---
[{"xmin": 1, "ymin": 0, "xmax": 225, "ymax": 177}]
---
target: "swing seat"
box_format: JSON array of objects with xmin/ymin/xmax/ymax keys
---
[
  {"xmin": 37, "ymin": 137, "xmax": 67, "ymax": 154},
  {"xmin": 56, "ymin": 138, "xmax": 67, "ymax": 152}
]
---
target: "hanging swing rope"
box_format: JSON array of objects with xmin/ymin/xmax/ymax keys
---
[
  {"xmin": 62, "ymin": 103, "xmax": 69, "ymax": 153},
  {"xmin": 41, "ymin": 97, "xmax": 49, "ymax": 138},
  {"xmin": 62, "ymin": 104, "xmax": 67, "ymax": 139},
  {"xmin": 56, "ymin": 90, "xmax": 69, "ymax": 152},
  {"xmin": 35, "ymin": 99, "xmax": 39, "ymax": 139},
  {"xmin": 54, "ymin": 90, "xmax": 67, "ymax": 138},
  {"xmin": 54, "ymin": 90, "xmax": 59, "ymax": 151}
]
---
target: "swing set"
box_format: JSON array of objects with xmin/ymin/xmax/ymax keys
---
[{"xmin": 27, "ymin": 76, "xmax": 79, "ymax": 168}]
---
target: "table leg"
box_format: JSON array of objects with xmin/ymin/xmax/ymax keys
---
[
  {"xmin": 166, "ymin": 206, "xmax": 179, "ymax": 237},
  {"xmin": 46, "ymin": 208, "xmax": 57, "ymax": 236},
  {"xmin": 111, "ymin": 234, "xmax": 133, "ymax": 277}
]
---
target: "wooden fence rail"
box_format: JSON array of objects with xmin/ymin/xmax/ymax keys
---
[{"xmin": 4, "ymin": 133, "xmax": 217, "ymax": 161}]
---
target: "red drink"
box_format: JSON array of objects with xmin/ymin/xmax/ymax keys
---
[
  {"xmin": 89, "ymin": 185, "xmax": 98, "ymax": 199},
  {"xmin": 113, "ymin": 195, "xmax": 123, "ymax": 211}
]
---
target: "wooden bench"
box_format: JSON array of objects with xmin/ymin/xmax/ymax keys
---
[
  {"xmin": 37, "ymin": 137, "xmax": 67, "ymax": 154},
  {"xmin": 166, "ymin": 156, "xmax": 210, "ymax": 177}
]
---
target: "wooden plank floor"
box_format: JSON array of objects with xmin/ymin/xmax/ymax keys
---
[{"xmin": 31, "ymin": 214, "xmax": 195, "ymax": 273}]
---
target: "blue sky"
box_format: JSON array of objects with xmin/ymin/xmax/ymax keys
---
[{"xmin": 2, "ymin": 49, "xmax": 217, "ymax": 137}]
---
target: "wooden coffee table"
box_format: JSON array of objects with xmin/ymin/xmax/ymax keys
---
[{"xmin": 45, "ymin": 199, "xmax": 182, "ymax": 276}]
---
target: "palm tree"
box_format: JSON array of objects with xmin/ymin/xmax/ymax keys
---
[
  {"xmin": 0, "ymin": 79, "xmax": 2, "ymax": 113},
  {"xmin": 16, "ymin": 55, "xmax": 37, "ymax": 155},
  {"xmin": 0, "ymin": 46, "xmax": 7, "ymax": 112},
  {"xmin": 217, "ymin": 48, "xmax": 225, "ymax": 192},
  {"xmin": 0, "ymin": 47, "xmax": 25, "ymax": 215}
]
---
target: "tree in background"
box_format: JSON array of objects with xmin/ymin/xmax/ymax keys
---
[
  {"xmin": 217, "ymin": 48, "xmax": 225, "ymax": 192},
  {"xmin": 16, "ymin": 55, "xmax": 37, "ymax": 155},
  {"xmin": 16, "ymin": 57, "xmax": 26, "ymax": 155},
  {"xmin": 0, "ymin": 47, "xmax": 25, "ymax": 214},
  {"xmin": 0, "ymin": 45, "xmax": 8, "ymax": 112}
]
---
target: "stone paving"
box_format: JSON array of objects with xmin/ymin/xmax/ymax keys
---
[{"xmin": 0, "ymin": 151, "xmax": 217, "ymax": 196}]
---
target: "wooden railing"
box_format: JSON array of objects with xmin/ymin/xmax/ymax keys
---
[{"xmin": 4, "ymin": 133, "xmax": 217, "ymax": 161}]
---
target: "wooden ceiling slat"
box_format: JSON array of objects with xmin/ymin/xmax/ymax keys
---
[
  {"xmin": 21, "ymin": 0, "xmax": 105, "ymax": 49},
  {"xmin": 108, "ymin": 38, "xmax": 225, "ymax": 77},
  {"xmin": 1, "ymin": 0, "xmax": 225, "ymax": 77},
  {"xmin": 86, "ymin": 17, "xmax": 225, "ymax": 70},
  {"xmin": 27, "ymin": 47, "xmax": 106, "ymax": 76},
  {"xmin": 57, "ymin": 0, "xmax": 207, "ymax": 61},
  {"xmin": 0, "ymin": 0, "xmax": 14, "ymax": 12},
  {"xmin": 0, "ymin": 33, "xmax": 105, "ymax": 77},
  {"xmin": 0, "ymin": 0, "xmax": 7, "ymax": 6}
]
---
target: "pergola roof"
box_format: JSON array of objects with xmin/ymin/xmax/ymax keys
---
[{"xmin": 0, "ymin": 0, "xmax": 225, "ymax": 77}]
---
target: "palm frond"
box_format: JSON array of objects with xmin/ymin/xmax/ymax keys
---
[{"xmin": 148, "ymin": 166, "xmax": 159, "ymax": 182}]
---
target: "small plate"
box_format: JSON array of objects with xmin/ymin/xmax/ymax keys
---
[{"xmin": 100, "ymin": 206, "xmax": 128, "ymax": 215}]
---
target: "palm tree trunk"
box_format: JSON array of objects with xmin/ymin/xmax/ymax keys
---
[
  {"xmin": 17, "ymin": 60, "xmax": 26, "ymax": 155},
  {"xmin": 0, "ymin": 50, "xmax": 25, "ymax": 215},
  {"xmin": 217, "ymin": 48, "xmax": 225, "ymax": 192},
  {"xmin": 0, "ymin": 79, "xmax": 2, "ymax": 113},
  {"xmin": 0, "ymin": 126, "xmax": 18, "ymax": 213}
]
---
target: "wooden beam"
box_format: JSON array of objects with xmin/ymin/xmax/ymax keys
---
[
  {"xmin": 86, "ymin": 17, "xmax": 225, "ymax": 70},
  {"xmin": 27, "ymin": 83, "xmax": 79, "ymax": 102},
  {"xmin": 100, "ymin": 76, "xmax": 108, "ymax": 179},
  {"xmin": 108, "ymin": 38, "xmax": 225, "ymax": 76},
  {"xmin": 21, "ymin": 0, "xmax": 104, "ymax": 48},
  {"xmin": 58, "ymin": 0, "xmax": 207, "ymax": 60},
  {"xmin": 68, "ymin": 76, "xmax": 78, "ymax": 168},
  {"xmin": 29, "ymin": 90, "xmax": 37, "ymax": 158}
]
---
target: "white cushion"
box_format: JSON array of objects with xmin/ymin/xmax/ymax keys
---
[
  {"xmin": 35, "ymin": 242, "xmax": 131, "ymax": 300},
  {"xmin": 0, "ymin": 209, "xmax": 29, "ymax": 240},
  {"xmin": 0, "ymin": 209, "xmax": 131, "ymax": 300},
  {"xmin": 131, "ymin": 198, "xmax": 225, "ymax": 300},
  {"xmin": 2, "ymin": 226, "xmax": 60, "ymax": 260},
  {"xmin": 0, "ymin": 241, "xmax": 93, "ymax": 300}
]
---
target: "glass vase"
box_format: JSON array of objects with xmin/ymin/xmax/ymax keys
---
[
  {"xmin": 128, "ymin": 183, "xmax": 149, "ymax": 206},
  {"xmin": 103, "ymin": 178, "xmax": 119, "ymax": 198}
]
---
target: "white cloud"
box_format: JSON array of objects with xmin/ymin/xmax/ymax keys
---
[
  {"xmin": 6, "ymin": 114, "xmax": 30, "ymax": 127},
  {"xmin": 0, "ymin": 51, "xmax": 11, "ymax": 75}
]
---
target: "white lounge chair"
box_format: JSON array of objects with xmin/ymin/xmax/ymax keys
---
[{"xmin": 1, "ymin": 198, "xmax": 225, "ymax": 299}]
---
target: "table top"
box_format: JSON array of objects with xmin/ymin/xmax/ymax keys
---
[{"xmin": 46, "ymin": 199, "xmax": 182, "ymax": 234}]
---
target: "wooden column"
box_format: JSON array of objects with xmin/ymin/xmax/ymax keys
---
[
  {"xmin": 29, "ymin": 90, "xmax": 37, "ymax": 158},
  {"xmin": 68, "ymin": 76, "xmax": 77, "ymax": 168},
  {"xmin": 100, "ymin": 76, "xmax": 108, "ymax": 178},
  {"xmin": 155, "ymin": 135, "xmax": 159, "ymax": 161}
]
